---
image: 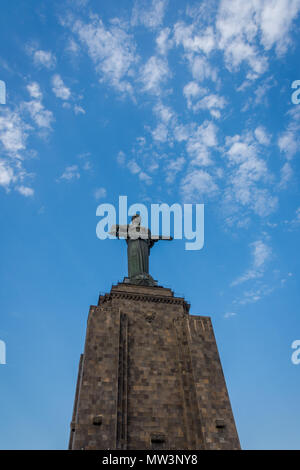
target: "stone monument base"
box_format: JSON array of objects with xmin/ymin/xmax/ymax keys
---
[{"xmin": 69, "ymin": 282, "xmax": 240, "ymax": 450}]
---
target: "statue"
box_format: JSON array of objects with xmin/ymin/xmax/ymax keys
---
[{"xmin": 109, "ymin": 214, "xmax": 172, "ymax": 286}]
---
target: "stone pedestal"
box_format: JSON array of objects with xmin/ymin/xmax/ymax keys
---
[{"xmin": 69, "ymin": 282, "xmax": 240, "ymax": 450}]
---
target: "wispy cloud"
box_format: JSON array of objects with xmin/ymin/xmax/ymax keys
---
[
  {"xmin": 52, "ymin": 75, "xmax": 71, "ymax": 100},
  {"xmin": 231, "ymin": 239, "xmax": 272, "ymax": 286},
  {"xmin": 156, "ymin": 27, "xmax": 173, "ymax": 55},
  {"xmin": 216, "ymin": 0, "xmax": 300, "ymax": 75},
  {"xmin": 74, "ymin": 104, "xmax": 85, "ymax": 115},
  {"xmin": 94, "ymin": 187, "xmax": 107, "ymax": 199},
  {"xmin": 0, "ymin": 160, "xmax": 15, "ymax": 188},
  {"xmin": 284, "ymin": 206, "xmax": 300, "ymax": 229},
  {"xmin": 181, "ymin": 168, "xmax": 218, "ymax": 201},
  {"xmin": 22, "ymin": 82, "xmax": 54, "ymax": 131},
  {"xmin": 278, "ymin": 106, "xmax": 300, "ymax": 159},
  {"xmin": 223, "ymin": 130, "xmax": 277, "ymax": 218},
  {"xmin": 139, "ymin": 56, "xmax": 170, "ymax": 95},
  {"xmin": 16, "ymin": 185, "xmax": 34, "ymax": 197},
  {"xmin": 224, "ymin": 312, "xmax": 237, "ymax": 319},
  {"xmin": 70, "ymin": 15, "xmax": 138, "ymax": 96},
  {"xmin": 29, "ymin": 47, "xmax": 57, "ymax": 69},
  {"xmin": 174, "ymin": 22, "xmax": 215, "ymax": 55},
  {"xmin": 57, "ymin": 165, "xmax": 80, "ymax": 181},
  {"xmin": 132, "ymin": 0, "xmax": 168, "ymax": 30},
  {"xmin": 0, "ymin": 91, "xmax": 43, "ymax": 195}
]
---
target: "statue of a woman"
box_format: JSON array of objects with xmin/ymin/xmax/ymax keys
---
[{"xmin": 110, "ymin": 214, "xmax": 172, "ymax": 285}]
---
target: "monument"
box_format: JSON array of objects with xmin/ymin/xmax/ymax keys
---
[{"xmin": 69, "ymin": 216, "xmax": 240, "ymax": 450}]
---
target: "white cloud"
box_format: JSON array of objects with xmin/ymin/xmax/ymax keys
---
[
  {"xmin": 0, "ymin": 160, "xmax": 14, "ymax": 187},
  {"xmin": 78, "ymin": 152, "xmax": 91, "ymax": 159},
  {"xmin": 52, "ymin": 75, "xmax": 71, "ymax": 100},
  {"xmin": 139, "ymin": 171, "xmax": 152, "ymax": 185},
  {"xmin": 16, "ymin": 185, "xmax": 34, "ymax": 197},
  {"xmin": 22, "ymin": 82, "xmax": 54, "ymax": 130},
  {"xmin": 224, "ymin": 132, "xmax": 277, "ymax": 217},
  {"xmin": 252, "ymin": 239, "xmax": 272, "ymax": 268},
  {"xmin": 153, "ymin": 102, "xmax": 174, "ymax": 123},
  {"xmin": 237, "ymin": 284, "xmax": 275, "ymax": 305},
  {"xmin": 277, "ymin": 108, "xmax": 300, "ymax": 172},
  {"xmin": 165, "ymin": 156, "xmax": 185, "ymax": 183},
  {"xmin": 232, "ymin": 239, "xmax": 272, "ymax": 286},
  {"xmin": 125, "ymin": 152, "xmax": 152, "ymax": 184},
  {"xmin": 132, "ymin": 0, "xmax": 168, "ymax": 29},
  {"xmin": 216, "ymin": 0, "xmax": 300, "ymax": 74},
  {"xmin": 224, "ymin": 312, "xmax": 237, "ymax": 319},
  {"xmin": 139, "ymin": 56, "xmax": 169, "ymax": 95},
  {"xmin": 31, "ymin": 49, "xmax": 56, "ymax": 69},
  {"xmin": 71, "ymin": 16, "xmax": 137, "ymax": 95},
  {"xmin": 221, "ymin": 37, "xmax": 267, "ymax": 75},
  {"xmin": 251, "ymin": 189, "xmax": 278, "ymax": 217},
  {"xmin": 189, "ymin": 55, "xmax": 218, "ymax": 82},
  {"xmin": 66, "ymin": 38, "xmax": 80, "ymax": 55},
  {"xmin": 117, "ymin": 150, "xmax": 126, "ymax": 166},
  {"xmin": 259, "ymin": 0, "xmax": 300, "ymax": 54},
  {"xmin": 173, "ymin": 1, "xmax": 299, "ymax": 81},
  {"xmin": 152, "ymin": 123, "xmax": 168, "ymax": 142},
  {"xmin": 279, "ymin": 161, "xmax": 293, "ymax": 188},
  {"xmin": 156, "ymin": 27, "xmax": 173, "ymax": 55},
  {"xmin": 71, "ymin": 0, "xmax": 89, "ymax": 6},
  {"xmin": 151, "ymin": 102, "xmax": 175, "ymax": 142},
  {"xmin": 0, "ymin": 82, "xmax": 54, "ymax": 195},
  {"xmin": 183, "ymin": 81, "xmax": 206, "ymax": 109},
  {"xmin": 174, "ymin": 22, "xmax": 215, "ymax": 55},
  {"xmin": 57, "ymin": 1, "xmax": 300, "ymax": 228},
  {"xmin": 287, "ymin": 206, "xmax": 300, "ymax": 228},
  {"xmin": 74, "ymin": 105, "xmax": 86, "ymax": 115},
  {"xmin": 167, "ymin": 156, "xmax": 185, "ymax": 173},
  {"xmin": 58, "ymin": 165, "xmax": 80, "ymax": 181},
  {"xmin": 0, "ymin": 131, "xmax": 29, "ymax": 194},
  {"xmin": 180, "ymin": 169, "xmax": 218, "ymax": 201},
  {"xmin": 186, "ymin": 120, "xmax": 218, "ymax": 166},
  {"xmin": 23, "ymin": 99, "xmax": 54, "ymax": 129},
  {"xmin": 293, "ymin": 207, "xmax": 300, "ymax": 224},
  {"xmin": 27, "ymin": 82, "xmax": 43, "ymax": 100},
  {"xmin": 94, "ymin": 187, "xmax": 107, "ymax": 199},
  {"xmin": 173, "ymin": 124, "xmax": 192, "ymax": 142},
  {"xmin": 127, "ymin": 160, "xmax": 141, "ymax": 174},
  {"xmin": 254, "ymin": 77, "xmax": 275, "ymax": 106},
  {"xmin": 0, "ymin": 108, "xmax": 29, "ymax": 155},
  {"xmin": 82, "ymin": 161, "xmax": 91, "ymax": 171},
  {"xmin": 254, "ymin": 126, "xmax": 271, "ymax": 145},
  {"xmin": 192, "ymin": 93, "xmax": 227, "ymax": 118},
  {"xmin": 278, "ymin": 130, "xmax": 298, "ymax": 159}
]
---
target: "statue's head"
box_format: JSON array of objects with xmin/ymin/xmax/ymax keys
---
[{"xmin": 131, "ymin": 213, "xmax": 141, "ymax": 226}]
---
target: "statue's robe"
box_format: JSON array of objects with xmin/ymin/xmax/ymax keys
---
[
  {"xmin": 110, "ymin": 225, "xmax": 153, "ymax": 278},
  {"xmin": 126, "ymin": 237, "xmax": 150, "ymax": 277}
]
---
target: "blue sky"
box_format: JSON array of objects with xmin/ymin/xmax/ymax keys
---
[{"xmin": 0, "ymin": 0, "xmax": 300, "ymax": 450}]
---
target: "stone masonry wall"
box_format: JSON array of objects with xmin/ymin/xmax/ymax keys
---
[{"xmin": 69, "ymin": 283, "xmax": 240, "ymax": 450}]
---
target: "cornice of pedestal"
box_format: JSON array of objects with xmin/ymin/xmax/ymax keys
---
[{"xmin": 97, "ymin": 282, "xmax": 190, "ymax": 312}]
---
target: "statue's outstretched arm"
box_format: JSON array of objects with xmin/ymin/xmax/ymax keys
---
[
  {"xmin": 151, "ymin": 235, "xmax": 173, "ymax": 240},
  {"xmin": 149, "ymin": 235, "xmax": 173, "ymax": 248}
]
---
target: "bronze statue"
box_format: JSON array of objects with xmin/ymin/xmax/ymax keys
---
[{"xmin": 110, "ymin": 214, "xmax": 172, "ymax": 285}]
